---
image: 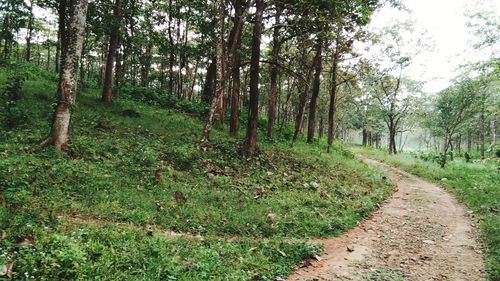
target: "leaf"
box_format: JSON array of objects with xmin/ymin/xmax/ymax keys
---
[{"xmin": 0, "ymin": 260, "xmax": 14, "ymax": 279}]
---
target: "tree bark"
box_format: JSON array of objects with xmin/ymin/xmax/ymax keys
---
[
  {"xmin": 293, "ymin": 47, "xmax": 314, "ymax": 142},
  {"xmin": 102, "ymin": 0, "xmax": 122, "ymax": 103},
  {"xmin": 242, "ymin": 0, "xmax": 264, "ymax": 155},
  {"xmin": 202, "ymin": 0, "xmax": 226, "ymax": 141},
  {"xmin": 168, "ymin": 0, "xmax": 175, "ymax": 94},
  {"xmin": 266, "ymin": 6, "xmax": 282, "ymax": 140},
  {"xmin": 45, "ymin": 0, "xmax": 89, "ymax": 151},
  {"xmin": 25, "ymin": 0, "xmax": 34, "ymax": 62},
  {"xmin": 327, "ymin": 31, "xmax": 341, "ymax": 152},
  {"xmin": 201, "ymin": 59, "xmax": 216, "ymax": 103},
  {"xmin": 56, "ymin": 0, "xmax": 68, "ymax": 72},
  {"xmin": 228, "ymin": 0, "xmax": 246, "ymax": 136},
  {"xmin": 306, "ymin": 36, "xmax": 323, "ymax": 143}
]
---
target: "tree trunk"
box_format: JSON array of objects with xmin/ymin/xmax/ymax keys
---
[
  {"xmin": 202, "ymin": 0, "xmax": 225, "ymax": 141},
  {"xmin": 168, "ymin": 0, "xmax": 175, "ymax": 94},
  {"xmin": 480, "ymin": 109, "xmax": 485, "ymax": 159},
  {"xmin": 306, "ymin": 37, "xmax": 323, "ymax": 143},
  {"xmin": 318, "ymin": 117, "xmax": 324, "ymax": 139},
  {"xmin": 102, "ymin": 0, "xmax": 122, "ymax": 103},
  {"xmin": 113, "ymin": 36, "xmax": 123, "ymax": 97},
  {"xmin": 266, "ymin": 6, "xmax": 282, "ymax": 140},
  {"xmin": 56, "ymin": 0, "xmax": 68, "ymax": 72},
  {"xmin": 293, "ymin": 46, "xmax": 314, "ymax": 142},
  {"xmin": 25, "ymin": 0, "xmax": 34, "ymax": 62},
  {"xmin": 492, "ymin": 120, "xmax": 497, "ymax": 157},
  {"xmin": 327, "ymin": 31, "xmax": 341, "ymax": 152},
  {"xmin": 45, "ymin": 0, "xmax": 89, "ymax": 151},
  {"xmin": 242, "ymin": 0, "xmax": 264, "ymax": 155},
  {"xmin": 201, "ymin": 59, "xmax": 216, "ymax": 103}
]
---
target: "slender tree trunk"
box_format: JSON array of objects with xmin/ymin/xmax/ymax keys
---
[
  {"xmin": 492, "ymin": 120, "xmax": 497, "ymax": 157},
  {"xmin": 201, "ymin": 59, "xmax": 216, "ymax": 103},
  {"xmin": 202, "ymin": 0, "xmax": 225, "ymax": 141},
  {"xmin": 168, "ymin": 0, "xmax": 175, "ymax": 94},
  {"xmin": 25, "ymin": 0, "xmax": 34, "ymax": 62},
  {"xmin": 318, "ymin": 117, "xmax": 324, "ymax": 139},
  {"xmin": 43, "ymin": 0, "xmax": 89, "ymax": 151},
  {"xmin": 293, "ymin": 47, "xmax": 314, "ymax": 142},
  {"xmin": 306, "ymin": 37, "xmax": 323, "ymax": 143},
  {"xmin": 56, "ymin": 0, "xmax": 68, "ymax": 72},
  {"xmin": 228, "ymin": 0, "xmax": 246, "ymax": 136},
  {"xmin": 480, "ymin": 109, "xmax": 485, "ymax": 159},
  {"xmin": 102, "ymin": 0, "xmax": 122, "ymax": 103},
  {"xmin": 327, "ymin": 31, "xmax": 341, "ymax": 152},
  {"xmin": 266, "ymin": 6, "xmax": 281, "ymax": 140},
  {"xmin": 242, "ymin": 0, "xmax": 264, "ymax": 155},
  {"xmin": 113, "ymin": 36, "xmax": 123, "ymax": 97},
  {"xmin": 46, "ymin": 42, "xmax": 51, "ymax": 70}
]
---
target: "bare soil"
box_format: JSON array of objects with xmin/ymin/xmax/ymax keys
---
[{"xmin": 288, "ymin": 157, "xmax": 486, "ymax": 281}]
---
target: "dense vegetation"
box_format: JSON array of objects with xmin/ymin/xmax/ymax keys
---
[
  {"xmin": 0, "ymin": 0, "xmax": 498, "ymax": 279},
  {"xmin": 0, "ymin": 66, "xmax": 393, "ymax": 279}
]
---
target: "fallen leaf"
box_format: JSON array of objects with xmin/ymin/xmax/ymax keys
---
[{"xmin": 0, "ymin": 260, "xmax": 13, "ymax": 279}]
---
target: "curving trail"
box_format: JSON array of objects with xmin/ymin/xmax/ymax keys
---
[{"xmin": 288, "ymin": 157, "xmax": 486, "ymax": 281}]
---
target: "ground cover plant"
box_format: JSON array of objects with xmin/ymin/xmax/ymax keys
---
[{"xmin": 0, "ymin": 67, "xmax": 393, "ymax": 280}]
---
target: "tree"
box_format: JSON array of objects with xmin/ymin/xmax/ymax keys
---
[
  {"xmin": 41, "ymin": 0, "xmax": 89, "ymax": 151},
  {"xmin": 229, "ymin": 0, "xmax": 248, "ymax": 137},
  {"xmin": 266, "ymin": 5, "xmax": 282, "ymax": 140},
  {"xmin": 102, "ymin": 0, "xmax": 123, "ymax": 103},
  {"xmin": 433, "ymin": 79, "xmax": 479, "ymax": 167},
  {"xmin": 202, "ymin": 0, "xmax": 225, "ymax": 141},
  {"xmin": 306, "ymin": 35, "xmax": 323, "ymax": 143},
  {"xmin": 242, "ymin": 0, "xmax": 264, "ymax": 155}
]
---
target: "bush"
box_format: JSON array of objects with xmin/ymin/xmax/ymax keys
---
[
  {"xmin": 120, "ymin": 86, "xmax": 209, "ymax": 116},
  {"xmin": 1, "ymin": 71, "xmax": 28, "ymax": 129}
]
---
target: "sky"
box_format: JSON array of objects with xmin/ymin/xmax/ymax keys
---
[{"xmin": 367, "ymin": 0, "xmax": 500, "ymax": 93}]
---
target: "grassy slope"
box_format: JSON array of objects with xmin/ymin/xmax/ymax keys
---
[
  {"xmin": 352, "ymin": 146, "xmax": 500, "ymax": 280},
  {"xmin": 0, "ymin": 67, "xmax": 392, "ymax": 280}
]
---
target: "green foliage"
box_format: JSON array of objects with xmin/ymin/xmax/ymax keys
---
[
  {"xmin": 353, "ymin": 146, "xmax": 500, "ymax": 280},
  {"xmin": 0, "ymin": 69, "xmax": 28, "ymax": 129},
  {"xmin": 0, "ymin": 67, "xmax": 393, "ymax": 279},
  {"xmin": 120, "ymin": 86, "xmax": 209, "ymax": 117}
]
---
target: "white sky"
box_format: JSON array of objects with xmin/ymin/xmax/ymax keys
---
[{"xmin": 367, "ymin": 0, "xmax": 500, "ymax": 93}]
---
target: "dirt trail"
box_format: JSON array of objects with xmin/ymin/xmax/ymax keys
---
[{"xmin": 288, "ymin": 157, "xmax": 486, "ymax": 281}]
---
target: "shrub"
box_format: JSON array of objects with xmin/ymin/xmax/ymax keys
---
[
  {"xmin": 1, "ymin": 71, "xmax": 28, "ymax": 129},
  {"xmin": 120, "ymin": 85, "xmax": 209, "ymax": 116}
]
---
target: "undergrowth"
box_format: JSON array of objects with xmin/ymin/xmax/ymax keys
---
[{"xmin": 0, "ymin": 65, "xmax": 393, "ymax": 280}]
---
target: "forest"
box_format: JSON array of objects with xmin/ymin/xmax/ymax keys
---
[{"xmin": 0, "ymin": 0, "xmax": 498, "ymax": 280}]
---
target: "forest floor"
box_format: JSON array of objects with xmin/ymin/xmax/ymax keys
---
[
  {"xmin": 288, "ymin": 156, "xmax": 486, "ymax": 281},
  {"xmin": 0, "ymin": 66, "xmax": 392, "ymax": 280}
]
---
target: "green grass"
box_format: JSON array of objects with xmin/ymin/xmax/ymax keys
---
[
  {"xmin": 0, "ymin": 65, "xmax": 393, "ymax": 280},
  {"xmin": 352, "ymin": 146, "xmax": 500, "ymax": 280}
]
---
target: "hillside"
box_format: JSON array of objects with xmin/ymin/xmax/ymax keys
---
[{"xmin": 0, "ymin": 67, "xmax": 393, "ymax": 280}]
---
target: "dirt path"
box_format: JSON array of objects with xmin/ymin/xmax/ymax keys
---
[{"xmin": 288, "ymin": 157, "xmax": 486, "ymax": 281}]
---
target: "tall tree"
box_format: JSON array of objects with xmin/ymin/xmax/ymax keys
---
[
  {"xmin": 306, "ymin": 35, "xmax": 323, "ymax": 143},
  {"xmin": 229, "ymin": 0, "xmax": 247, "ymax": 137},
  {"xmin": 242, "ymin": 0, "xmax": 264, "ymax": 155},
  {"xmin": 266, "ymin": 5, "xmax": 282, "ymax": 140},
  {"xmin": 41, "ymin": 0, "xmax": 89, "ymax": 151},
  {"xmin": 25, "ymin": 0, "xmax": 35, "ymax": 62},
  {"xmin": 102, "ymin": 0, "xmax": 123, "ymax": 103},
  {"xmin": 202, "ymin": 0, "xmax": 225, "ymax": 141}
]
